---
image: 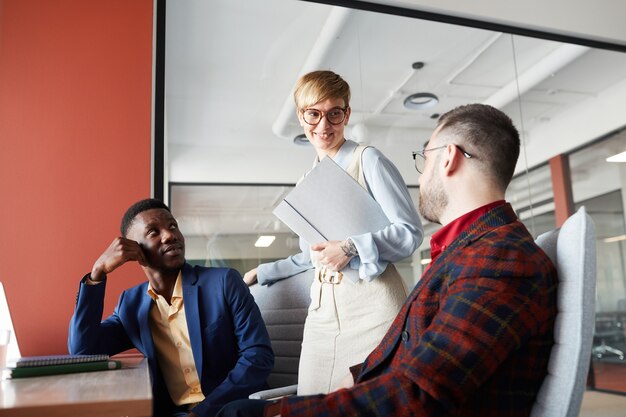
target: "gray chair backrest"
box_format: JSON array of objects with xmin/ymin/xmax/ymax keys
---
[
  {"xmin": 531, "ymin": 206, "xmax": 597, "ymax": 417},
  {"xmin": 249, "ymin": 269, "xmax": 314, "ymax": 388}
]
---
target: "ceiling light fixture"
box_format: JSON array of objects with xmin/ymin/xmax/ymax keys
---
[
  {"xmin": 603, "ymin": 234, "xmax": 626, "ymax": 243},
  {"xmin": 293, "ymin": 134, "xmax": 310, "ymax": 146},
  {"xmin": 254, "ymin": 236, "xmax": 276, "ymax": 248},
  {"xmin": 606, "ymin": 151, "xmax": 626, "ymax": 163},
  {"xmin": 403, "ymin": 92, "xmax": 439, "ymax": 110}
]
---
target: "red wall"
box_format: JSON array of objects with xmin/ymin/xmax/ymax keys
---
[{"xmin": 0, "ymin": 0, "xmax": 154, "ymax": 355}]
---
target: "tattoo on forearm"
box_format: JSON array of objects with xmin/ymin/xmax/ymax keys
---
[{"xmin": 341, "ymin": 239, "xmax": 358, "ymax": 257}]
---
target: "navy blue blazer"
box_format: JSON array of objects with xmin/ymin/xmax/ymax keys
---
[{"xmin": 68, "ymin": 263, "xmax": 273, "ymax": 417}]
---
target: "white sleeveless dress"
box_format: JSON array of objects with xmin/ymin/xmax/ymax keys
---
[{"xmin": 296, "ymin": 145, "xmax": 408, "ymax": 395}]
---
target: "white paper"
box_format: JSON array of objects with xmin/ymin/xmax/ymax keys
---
[{"xmin": 272, "ymin": 156, "xmax": 390, "ymax": 245}]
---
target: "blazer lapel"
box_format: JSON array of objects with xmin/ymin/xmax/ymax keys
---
[
  {"xmin": 182, "ymin": 263, "xmax": 202, "ymax": 375},
  {"xmin": 137, "ymin": 290, "xmax": 156, "ymax": 368}
]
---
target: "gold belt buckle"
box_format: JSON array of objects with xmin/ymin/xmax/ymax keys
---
[{"xmin": 318, "ymin": 269, "xmax": 342, "ymax": 284}]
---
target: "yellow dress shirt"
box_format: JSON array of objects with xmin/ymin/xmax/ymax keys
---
[{"xmin": 148, "ymin": 272, "xmax": 205, "ymax": 406}]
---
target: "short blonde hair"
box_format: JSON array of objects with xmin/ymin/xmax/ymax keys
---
[{"xmin": 293, "ymin": 70, "xmax": 351, "ymax": 110}]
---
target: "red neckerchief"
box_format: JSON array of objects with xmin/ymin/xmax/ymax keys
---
[{"xmin": 429, "ymin": 200, "xmax": 506, "ymax": 264}]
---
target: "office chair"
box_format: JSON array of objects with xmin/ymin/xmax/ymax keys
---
[
  {"xmin": 591, "ymin": 316, "xmax": 624, "ymax": 360},
  {"xmin": 248, "ymin": 269, "xmax": 315, "ymax": 399},
  {"xmin": 531, "ymin": 206, "xmax": 597, "ymax": 417},
  {"xmin": 591, "ymin": 297, "xmax": 625, "ymax": 360}
]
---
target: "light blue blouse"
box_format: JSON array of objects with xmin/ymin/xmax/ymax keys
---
[{"xmin": 257, "ymin": 139, "xmax": 423, "ymax": 284}]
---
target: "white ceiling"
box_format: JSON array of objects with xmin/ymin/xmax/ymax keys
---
[{"xmin": 164, "ymin": 0, "xmax": 626, "ymax": 247}]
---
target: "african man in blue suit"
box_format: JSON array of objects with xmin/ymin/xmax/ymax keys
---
[{"xmin": 69, "ymin": 198, "xmax": 273, "ymax": 417}]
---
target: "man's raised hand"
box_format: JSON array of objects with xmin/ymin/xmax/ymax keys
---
[{"xmin": 90, "ymin": 237, "xmax": 147, "ymax": 282}]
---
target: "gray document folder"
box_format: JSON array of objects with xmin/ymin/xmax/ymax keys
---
[{"xmin": 273, "ymin": 156, "xmax": 390, "ymax": 245}]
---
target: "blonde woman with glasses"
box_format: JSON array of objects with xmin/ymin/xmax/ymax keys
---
[{"xmin": 244, "ymin": 70, "xmax": 423, "ymax": 395}]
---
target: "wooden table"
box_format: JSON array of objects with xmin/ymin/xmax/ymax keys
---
[{"xmin": 0, "ymin": 356, "xmax": 152, "ymax": 417}]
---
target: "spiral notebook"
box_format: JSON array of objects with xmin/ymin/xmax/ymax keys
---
[
  {"xmin": 9, "ymin": 359, "xmax": 122, "ymax": 378},
  {"xmin": 15, "ymin": 354, "xmax": 110, "ymax": 368},
  {"xmin": 0, "ymin": 283, "xmax": 112, "ymax": 374}
]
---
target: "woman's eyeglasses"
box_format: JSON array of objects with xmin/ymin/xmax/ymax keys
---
[{"xmin": 301, "ymin": 107, "xmax": 348, "ymax": 125}]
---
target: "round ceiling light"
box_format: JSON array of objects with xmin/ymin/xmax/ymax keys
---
[
  {"xmin": 403, "ymin": 92, "xmax": 439, "ymax": 110},
  {"xmin": 293, "ymin": 133, "xmax": 310, "ymax": 146}
]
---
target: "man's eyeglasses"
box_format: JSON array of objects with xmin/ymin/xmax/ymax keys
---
[
  {"xmin": 412, "ymin": 144, "xmax": 473, "ymax": 173},
  {"xmin": 301, "ymin": 107, "xmax": 348, "ymax": 126}
]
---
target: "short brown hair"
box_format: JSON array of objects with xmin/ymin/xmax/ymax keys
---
[
  {"xmin": 437, "ymin": 104, "xmax": 520, "ymax": 190},
  {"xmin": 293, "ymin": 70, "xmax": 351, "ymax": 110}
]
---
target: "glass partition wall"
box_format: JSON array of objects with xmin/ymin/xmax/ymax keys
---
[
  {"xmin": 165, "ymin": 0, "xmax": 626, "ymax": 393},
  {"xmin": 569, "ymin": 129, "xmax": 626, "ymax": 392}
]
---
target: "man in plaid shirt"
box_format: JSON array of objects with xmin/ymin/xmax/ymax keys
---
[{"xmin": 219, "ymin": 103, "xmax": 557, "ymax": 417}]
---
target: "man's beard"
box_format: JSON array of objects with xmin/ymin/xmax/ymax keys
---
[{"xmin": 418, "ymin": 171, "xmax": 447, "ymax": 224}]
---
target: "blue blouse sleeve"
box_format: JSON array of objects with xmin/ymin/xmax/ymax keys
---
[
  {"xmin": 348, "ymin": 147, "xmax": 423, "ymax": 281},
  {"xmin": 256, "ymin": 237, "xmax": 313, "ymax": 286}
]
